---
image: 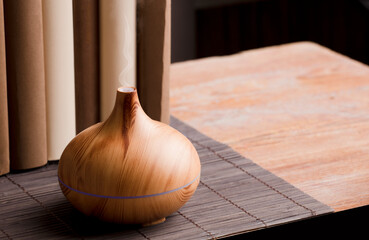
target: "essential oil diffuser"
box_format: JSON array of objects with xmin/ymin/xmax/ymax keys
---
[{"xmin": 58, "ymin": 87, "xmax": 201, "ymax": 225}]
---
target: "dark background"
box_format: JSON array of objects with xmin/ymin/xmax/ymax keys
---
[{"xmin": 172, "ymin": 0, "xmax": 369, "ymax": 65}]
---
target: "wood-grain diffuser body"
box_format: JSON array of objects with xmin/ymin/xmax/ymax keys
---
[{"xmin": 58, "ymin": 87, "xmax": 200, "ymax": 225}]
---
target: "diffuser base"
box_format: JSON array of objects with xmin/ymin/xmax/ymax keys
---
[{"xmin": 142, "ymin": 218, "xmax": 166, "ymax": 227}]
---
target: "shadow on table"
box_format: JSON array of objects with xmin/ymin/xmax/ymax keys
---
[
  {"xmin": 37, "ymin": 199, "xmax": 142, "ymax": 239},
  {"xmin": 229, "ymin": 205, "xmax": 369, "ymax": 239}
]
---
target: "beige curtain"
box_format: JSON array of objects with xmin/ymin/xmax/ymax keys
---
[
  {"xmin": 137, "ymin": 0, "xmax": 171, "ymax": 124},
  {"xmin": 0, "ymin": 0, "xmax": 9, "ymax": 175},
  {"xmin": 0, "ymin": 0, "xmax": 170, "ymax": 175},
  {"xmin": 43, "ymin": 0, "xmax": 76, "ymax": 161},
  {"xmin": 73, "ymin": 0, "xmax": 100, "ymax": 134},
  {"xmin": 3, "ymin": 0, "xmax": 48, "ymax": 171}
]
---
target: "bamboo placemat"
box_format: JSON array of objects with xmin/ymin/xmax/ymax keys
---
[{"xmin": 0, "ymin": 117, "xmax": 332, "ymax": 239}]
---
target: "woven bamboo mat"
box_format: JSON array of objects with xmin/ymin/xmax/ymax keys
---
[{"xmin": 0, "ymin": 117, "xmax": 332, "ymax": 239}]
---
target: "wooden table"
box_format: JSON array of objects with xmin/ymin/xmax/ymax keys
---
[{"xmin": 170, "ymin": 41, "xmax": 369, "ymax": 213}]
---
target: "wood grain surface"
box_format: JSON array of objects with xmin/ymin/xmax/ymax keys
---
[
  {"xmin": 170, "ymin": 42, "xmax": 369, "ymax": 212},
  {"xmin": 58, "ymin": 88, "xmax": 200, "ymax": 225}
]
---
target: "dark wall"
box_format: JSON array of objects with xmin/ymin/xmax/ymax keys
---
[
  {"xmin": 172, "ymin": 0, "xmax": 369, "ymax": 65},
  {"xmin": 171, "ymin": 0, "xmax": 196, "ymax": 63}
]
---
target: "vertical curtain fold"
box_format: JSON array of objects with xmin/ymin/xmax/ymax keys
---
[
  {"xmin": 0, "ymin": 0, "xmax": 170, "ymax": 174},
  {"xmin": 99, "ymin": 0, "xmax": 137, "ymax": 121},
  {"xmin": 43, "ymin": 0, "xmax": 76, "ymax": 161},
  {"xmin": 3, "ymin": 0, "xmax": 47, "ymax": 170},
  {"xmin": 0, "ymin": 0, "xmax": 9, "ymax": 175},
  {"xmin": 137, "ymin": 0, "xmax": 171, "ymax": 124},
  {"xmin": 73, "ymin": 0, "xmax": 100, "ymax": 133}
]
